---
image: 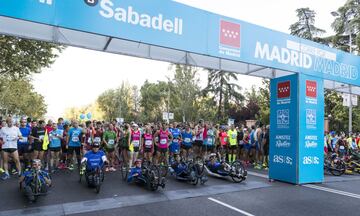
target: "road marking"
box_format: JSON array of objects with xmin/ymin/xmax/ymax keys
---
[
  {"xmin": 0, "ymin": 182, "xmax": 270, "ymax": 216},
  {"xmin": 304, "ymin": 184, "xmax": 360, "ymax": 199},
  {"xmin": 248, "ymin": 170, "xmax": 360, "ymax": 200},
  {"xmin": 208, "ymin": 197, "xmax": 255, "ymax": 216}
]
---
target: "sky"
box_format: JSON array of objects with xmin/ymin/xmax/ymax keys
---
[{"xmin": 32, "ymin": 0, "xmax": 346, "ymax": 119}]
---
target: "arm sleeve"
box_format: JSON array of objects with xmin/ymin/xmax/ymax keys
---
[
  {"xmin": 81, "ymin": 157, "xmax": 88, "ymax": 163},
  {"xmin": 102, "ymin": 155, "xmax": 107, "ymax": 162}
]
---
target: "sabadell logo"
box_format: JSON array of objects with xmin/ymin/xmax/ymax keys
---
[{"xmin": 85, "ymin": 0, "xmax": 184, "ymax": 35}]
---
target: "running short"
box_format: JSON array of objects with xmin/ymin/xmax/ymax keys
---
[
  {"xmin": 49, "ymin": 147, "xmax": 61, "ymax": 152},
  {"xmin": 133, "ymin": 147, "xmax": 140, "ymax": 153},
  {"xmin": 144, "ymin": 148, "xmax": 152, "ymax": 153},
  {"xmin": 18, "ymin": 144, "xmax": 32, "ymax": 154},
  {"xmin": 2, "ymin": 148, "xmax": 17, "ymax": 154},
  {"xmin": 193, "ymin": 140, "xmax": 203, "ymax": 147},
  {"xmin": 68, "ymin": 146, "xmax": 81, "ymax": 156},
  {"xmin": 229, "ymin": 145, "xmax": 237, "ymax": 150},
  {"xmin": 158, "ymin": 147, "xmax": 168, "ymax": 153},
  {"xmin": 169, "ymin": 144, "xmax": 180, "ymax": 153},
  {"xmin": 33, "ymin": 142, "xmax": 44, "ymax": 151},
  {"xmin": 181, "ymin": 145, "xmax": 192, "ymax": 150}
]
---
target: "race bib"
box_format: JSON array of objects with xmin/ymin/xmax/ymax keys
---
[
  {"xmin": 160, "ymin": 139, "xmax": 167, "ymax": 145},
  {"xmin": 339, "ymin": 146, "xmax": 345, "ymax": 150},
  {"xmin": 39, "ymin": 135, "xmax": 44, "ymax": 140},
  {"xmin": 108, "ymin": 139, "xmax": 115, "ymax": 145},
  {"xmin": 173, "ymin": 139, "xmax": 179, "ymax": 143},
  {"xmin": 20, "ymin": 137, "xmax": 28, "ymax": 143},
  {"xmin": 72, "ymin": 136, "xmax": 79, "ymax": 142},
  {"xmin": 184, "ymin": 138, "xmax": 191, "ymax": 143},
  {"xmin": 133, "ymin": 140, "xmax": 140, "ymax": 147},
  {"xmin": 145, "ymin": 140, "xmax": 152, "ymax": 147},
  {"xmin": 6, "ymin": 135, "xmax": 15, "ymax": 141},
  {"xmin": 232, "ymin": 134, "xmax": 236, "ymax": 139},
  {"xmin": 87, "ymin": 137, "xmax": 92, "ymax": 144},
  {"xmin": 207, "ymin": 138, "xmax": 213, "ymax": 145},
  {"xmin": 94, "ymin": 137, "xmax": 101, "ymax": 143}
]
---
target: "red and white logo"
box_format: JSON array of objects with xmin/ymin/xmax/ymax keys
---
[
  {"xmin": 277, "ymin": 81, "xmax": 291, "ymax": 98},
  {"xmin": 306, "ymin": 80, "xmax": 317, "ymax": 98},
  {"xmin": 220, "ymin": 20, "xmax": 240, "ymax": 48}
]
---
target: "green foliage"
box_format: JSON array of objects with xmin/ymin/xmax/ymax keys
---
[
  {"xmin": 139, "ymin": 80, "xmax": 168, "ymax": 122},
  {"xmin": 203, "ymin": 70, "xmax": 244, "ymax": 121},
  {"xmin": 331, "ymin": 0, "xmax": 360, "ymax": 53},
  {"xmin": 0, "ymin": 78, "xmax": 47, "ymax": 119},
  {"xmin": 289, "ymin": 8, "xmax": 325, "ymax": 40},
  {"xmin": 0, "ymin": 36, "xmax": 64, "ymax": 79},
  {"xmin": 97, "ymin": 82, "xmax": 135, "ymax": 122}
]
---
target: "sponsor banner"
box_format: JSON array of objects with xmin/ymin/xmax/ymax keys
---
[
  {"xmin": 270, "ymin": 74, "xmax": 298, "ymax": 184},
  {"xmin": 0, "ymin": 0, "xmax": 360, "ymax": 86},
  {"xmin": 298, "ymin": 74, "xmax": 324, "ymax": 184}
]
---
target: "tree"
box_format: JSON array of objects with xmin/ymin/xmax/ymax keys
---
[
  {"xmin": 0, "ymin": 78, "xmax": 47, "ymax": 118},
  {"xmin": 0, "ymin": 36, "xmax": 64, "ymax": 79},
  {"xmin": 331, "ymin": 0, "xmax": 360, "ymax": 53},
  {"xmin": 140, "ymin": 80, "xmax": 168, "ymax": 122},
  {"xmin": 97, "ymin": 82, "xmax": 135, "ymax": 121},
  {"xmin": 289, "ymin": 8, "xmax": 326, "ymax": 41},
  {"xmin": 257, "ymin": 79, "xmax": 270, "ymax": 125},
  {"xmin": 203, "ymin": 70, "xmax": 244, "ymax": 121},
  {"xmin": 171, "ymin": 64, "xmax": 201, "ymax": 122}
]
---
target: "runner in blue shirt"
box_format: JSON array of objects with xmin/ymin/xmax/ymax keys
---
[
  {"xmin": 181, "ymin": 125, "xmax": 194, "ymax": 160},
  {"xmin": 18, "ymin": 119, "xmax": 32, "ymax": 169},
  {"xmin": 169, "ymin": 123, "xmax": 182, "ymax": 156},
  {"xmin": 49, "ymin": 123, "xmax": 63, "ymax": 173},
  {"xmin": 66, "ymin": 121, "xmax": 83, "ymax": 170}
]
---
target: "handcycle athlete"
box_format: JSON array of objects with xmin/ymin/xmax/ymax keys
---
[{"xmin": 79, "ymin": 142, "xmax": 108, "ymax": 193}]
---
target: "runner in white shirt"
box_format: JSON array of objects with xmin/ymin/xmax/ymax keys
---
[{"xmin": 0, "ymin": 117, "xmax": 23, "ymax": 180}]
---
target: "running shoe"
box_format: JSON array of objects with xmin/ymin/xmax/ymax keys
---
[
  {"xmin": 1, "ymin": 173, "xmax": 10, "ymax": 180},
  {"xmin": 68, "ymin": 164, "xmax": 74, "ymax": 171},
  {"xmin": 0, "ymin": 168, "xmax": 4, "ymax": 174},
  {"xmin": 110, "ymin": 167, "xmax": 116, "ymax": 172},
  {"xmin": 11, "ymin": 169, "xmax": 18, "ymax": 175}
]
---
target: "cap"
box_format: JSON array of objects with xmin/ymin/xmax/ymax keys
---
[{"xmin": 209, "ymin": 153, "xmax": 217, "ymax": 158}]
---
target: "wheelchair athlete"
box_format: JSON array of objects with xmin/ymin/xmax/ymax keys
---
[
  {"xmin": 127, "ymin": 159, "xmax": 145, "ymax": 183},
  {"xmin": 206, "ymin": 153, "xmax": 230, "ymax": 176},
  {"xmin": 19, "ymin": 159, "xmax": 51, "ymax": 202},
  {"xmin": 80, "ymin": 142, "xmax": 108, "ymax": 186},
  {"xmin": 170, "ymin": 151, "xmax": 188, "ymax": 178}
]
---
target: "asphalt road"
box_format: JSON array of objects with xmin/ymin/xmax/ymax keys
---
[{"xmin": 1, "ymin": 167, "xmax": 360, "ymax": 216}]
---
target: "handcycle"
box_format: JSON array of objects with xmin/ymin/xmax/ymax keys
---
[
  {"xmin": 20, "ymin": 169, "xmax": 51, "ymax": 202},
  {"xmin": 125, "ymin": 160, "xmax": 166, "ymax": 191},
  {"xmin": 204, "ymin": 155, "xmax": 247, "ymax": 183},
  {"xmin": 79, "ymin": 163, "xmax": 105, "ymax": 194},
  {"xmin": 324, "ymin": 153, "xmax": 346, "ymax": 176},
  {"xmin": 169, "ymin": 156, "xmax": 207, "ymax": 185}
]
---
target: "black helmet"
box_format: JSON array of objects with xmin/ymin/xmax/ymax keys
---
[{"xmin": 92, "ymin": 142, "xmax": 100, "ymax": 148}]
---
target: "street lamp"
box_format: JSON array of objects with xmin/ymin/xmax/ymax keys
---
[{"xmin": 331, "ymin": 11, "xmax": 353, "ymax": 134}]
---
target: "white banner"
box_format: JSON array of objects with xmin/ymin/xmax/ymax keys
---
[{"xmin": 342, "ymin": 93, "xmax": 358, "ymax": 107}]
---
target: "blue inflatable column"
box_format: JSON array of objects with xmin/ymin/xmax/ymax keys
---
[{"xmin": 269, "ymin": 73, "xmax": 324, "ymax": 184}]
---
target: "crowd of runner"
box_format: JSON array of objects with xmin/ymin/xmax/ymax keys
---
[{"xmin": 0, "ymin": 116, "xmax": 270, "ymax": 180}]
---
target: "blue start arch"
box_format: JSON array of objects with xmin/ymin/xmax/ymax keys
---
[{"xmin": 0, "ymin": 0, "xmax": 359, "ymax": 184}]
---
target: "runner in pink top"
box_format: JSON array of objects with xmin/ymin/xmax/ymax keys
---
[
  {"xmin": 130, "ymin": 124, "xmax": 141, "ymax": 166},
  {"xmin": 142, "ymin": 126, "xmax": 154, "ymax": 162},
  {"xmin": 155, "ymin": 124, "xmax": 172, "ymax": 165}
]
